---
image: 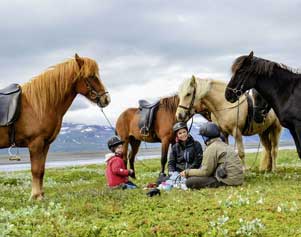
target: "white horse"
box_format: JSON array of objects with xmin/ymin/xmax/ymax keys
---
[{"xmin": 176, "ymin": 76, "xmax": 282, "ymax": 171}]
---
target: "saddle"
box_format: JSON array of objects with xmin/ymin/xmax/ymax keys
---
[
  {"xmin": 138, "ymin": 99, "xmax": 160, "ymax": 136},
  {"xmin": 253, "ymin": 90, "xmax": 271, "ymax": 123},
  {"xmin": 0, "ymin": 84, "xmax": 22, "ymax": 126},
  {"xmin": 243, "ymin": 89, "xmax": 271, "ymax": 133}
]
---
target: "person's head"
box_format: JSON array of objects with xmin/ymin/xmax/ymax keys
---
[
  {"xmin": 173, "ymin": 122, "xmax": 189, "ymax": 142},
  {"xmin": 199, "ymin": 122, "xmax": 220, "ymax": 144},
  {"xmin": 107, "ymin": 136, "xmax": 124, "ymax": 154}
]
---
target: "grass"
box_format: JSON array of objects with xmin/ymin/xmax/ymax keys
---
[{"xmin": 1, "ymin": 150, "xmax": 301, "ymax": 236}]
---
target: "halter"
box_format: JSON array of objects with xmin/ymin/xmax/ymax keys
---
[
  {"xmin": 84, "ymin": 76, "xmax": 109, "ymax": 107},
  {"xmin": 178, "ymin": 85, "xmax": 197, "ymax": 117},
  {"xmin": 226, "ymin": 86, "xmax": 244, "ymax": 98}
]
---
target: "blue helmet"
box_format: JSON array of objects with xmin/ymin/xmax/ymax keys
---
[{"xmin": 199, "ymin": 122, "xmax": 220, "ymax": 143}]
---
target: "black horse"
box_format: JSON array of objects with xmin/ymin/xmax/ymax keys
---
[{"xmin": 225, "ymin": 51, "xmax": 301, "ymax": 158}]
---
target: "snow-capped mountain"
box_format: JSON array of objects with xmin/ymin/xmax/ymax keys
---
[{"xmin": 0, "ymin": 122, "xmax": 294, "ymax": 154}]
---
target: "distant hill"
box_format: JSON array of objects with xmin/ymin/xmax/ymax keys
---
[{"xmin": 0, "ymin": 122, "xmax": 294, "ymax": 154}]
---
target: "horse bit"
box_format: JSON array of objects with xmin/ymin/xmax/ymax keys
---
[{"xmin": 85, "ymin": 76, "xmax": 109, "ymax": 107}]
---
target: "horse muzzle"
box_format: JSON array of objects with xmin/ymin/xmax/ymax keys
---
[{"xmin": 97, "ymin": 93, "xmax": 111, "ymax": 108}]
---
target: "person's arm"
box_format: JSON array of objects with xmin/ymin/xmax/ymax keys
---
[
  {"xmin": 168, "ymin": 145, "xmax": 177, "ymax": 173},
  {"xmin": 111, "ymin": 160, "xmax": 129, "ymax": 177},
  {"xmin": 186, "ymin": 148, "xmax": 217, "ymax": 177},
  {"xmin": 190, "ymin": 142, "xmax": 203, "ymax": 168}
]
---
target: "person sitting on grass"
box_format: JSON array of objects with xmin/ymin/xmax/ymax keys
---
[
  {"xmin": 168, "ymin": 122, "xmax": 203, "ymax": 174},
  {"xmin": 105, "ymin": 136, "xmax": 137, "ymax": 189},
  {"xmin": 180, "ymin": 122, "xmax": 244, "ymax": 189}
]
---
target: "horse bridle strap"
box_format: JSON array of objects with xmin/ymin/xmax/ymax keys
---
[
  {"xmin": 85, "ymin": 77, "xmax": 108, "ymax": 106},
  {"xmin": 178, "ymin": 86, "xmax": 196, "ymax": 116},
  {"xmin": 226, "ymin": 86, "xmax": 244, "ymax": 97}
]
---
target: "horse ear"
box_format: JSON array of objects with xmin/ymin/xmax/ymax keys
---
[
  {"xmin": 248, "ymin": 51, "xmax": 254, "ymax": 59},
  {"xmin": 190, "ymin": 75, "xmax": 196, "ymax": 87},
  {"xmin": 75, "ymin": 53, "xmax": 84, "ymax": 69}
]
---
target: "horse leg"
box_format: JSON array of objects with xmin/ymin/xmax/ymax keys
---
[
  {"xmin": 160, "ymin": 138, "xmax": 170, "ymax": 175},
  {"xmin": 269, "ymin": 122, "xmax": 281, "ymax": 172},
  {"xmin": 293, "ymin": 124, "xmax": 301, "ymax": 159},
  {"xmin": 123, "ymin": 140, "xmax": 129, "ymax": 168},
  {"xmin": 289, "ymin": 126, "xmax": 301, "ymax": 159},
  {"xmin": 259, "ymin": 131, "xmax": 272, "ymax": 172},
  {"xmin": 233, "ymin": 130, "xmax": 246, "ymax": 168},
  {"xmin": 129, "ymin": 138, "xmax": 141, "ymax": 178},
  {"xmin": 29, "ymin": 138, "xmax": 49, "ymax": 200}
]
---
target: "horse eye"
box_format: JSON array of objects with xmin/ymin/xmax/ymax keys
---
[{"xmin": 186, "ymin": 93, "xmax": 191, "ymax": 97}]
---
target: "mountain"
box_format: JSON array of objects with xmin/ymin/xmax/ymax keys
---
[{"xmin": 0, "ymin": 122, "xmax": 294, "ymax": 154}]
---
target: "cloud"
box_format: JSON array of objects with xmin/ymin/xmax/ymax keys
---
[{"xmin": 1, "ymin": 1, "xmax": 301, "ymax": 124}]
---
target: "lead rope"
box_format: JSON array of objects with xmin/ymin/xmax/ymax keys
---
[
  {"xmin": 100, "ymin": 108, "xmax": 151, "ymax": 170},
  {"xmin": 188, "ymin": 116, "xmax": 194, "ymax": 133},
  {"xmin": 100, "ymin": 108, "xmax": 115, "ymax": 131},
  {"xmin": 234, "ymin": 97, "xmax": 240, "ymax": 150}
]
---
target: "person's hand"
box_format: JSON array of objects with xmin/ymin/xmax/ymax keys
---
[
  {"xmin": 128, "ymin": 169, "xmax": 135, "ymax": 178},
  {"xmin": 180, "ymin": 171, "xmax": 186, "ymax": 177}
]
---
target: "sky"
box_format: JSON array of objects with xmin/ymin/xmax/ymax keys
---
[{"xmin": 0, "ymin": 0, "xmax": 300, "ymax": 126}]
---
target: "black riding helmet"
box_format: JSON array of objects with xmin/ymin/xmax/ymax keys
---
[
  {"xmin": 199, "ymin": 122, "xmax": 220, "ymax": 143},
  {"xmin": 107, "ymin": 136, "xmax": 124, "ymax": 152},
  {"xmin": 173, "ymin": 122, "xmax": 188, "ymax": 133}
]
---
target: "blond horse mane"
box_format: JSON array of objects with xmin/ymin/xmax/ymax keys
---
[
  {"xmin": 22, "ymin": 57, "xmax": 99, "ymax": 120},
  {"xmin": 180, "ymin": 76, "xmax": 213, "ymax": 100}
]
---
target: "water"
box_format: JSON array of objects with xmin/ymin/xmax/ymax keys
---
[{"xmin": 0, "ymin": 146, "xmax": 297, "ymax": 172}]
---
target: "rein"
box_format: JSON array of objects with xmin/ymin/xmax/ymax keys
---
[{"xmin": 215, "ymin": 95, "xmax": 248, "ymax": 111}]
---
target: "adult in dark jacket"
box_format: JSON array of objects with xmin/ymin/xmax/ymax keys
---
[
  {"xmin": 168, "ymin": 122, "xmax": 203, "ymax": 174},
  {"xmin": 180, "ymin": 122, "xmax": 244, "ymax": 189}
]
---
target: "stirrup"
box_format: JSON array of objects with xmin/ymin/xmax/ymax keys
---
[
  {"xmin": 140, "ymin": 127, "xmax": 149, "ymax": 137},
  {"xmin": 8, "ymin": 144, "xmax": 21, "ymax": 161}
]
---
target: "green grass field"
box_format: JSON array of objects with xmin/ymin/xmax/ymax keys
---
[{"xmin": 1, "ymin": 150, "xmax": 301, "ymax": 237}]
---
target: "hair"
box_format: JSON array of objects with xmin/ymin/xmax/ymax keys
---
[
  {"xmin": 232, "ymin": 55, "xmax": 300, "ymax": 77},
  {"xmin": 21, "ymin": 57, "xmax": 99, "ymax": 120},
  {"xmin": 159, "ymin": 94, "xmax": 179, "ymax": 112}
]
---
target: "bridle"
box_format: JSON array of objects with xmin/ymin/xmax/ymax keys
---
[
  {"xmin": 226, "ymin": 86, "xmax": 244, "ymax": 98},
  {"xmin": 85, "ymin": 76, "xmax": 109, "ymax": 107},
  {"xmin": 178, "ymin": 85, "xmax": 197, "ymax": 118}
]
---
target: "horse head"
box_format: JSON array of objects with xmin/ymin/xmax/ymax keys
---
[
  {"xmin": 225, "ymin": 51, "xmax": 257, "ymax": 103},
  {"xmin": 176, "ymin": 75, "xmax": 199, "ymax": 122},
  {"xmin": 74, "ymin": 54, "xmax": 110, "ymax": 108}
]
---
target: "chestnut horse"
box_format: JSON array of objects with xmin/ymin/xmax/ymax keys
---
[
  {"xmin": 115, "ymin": 95, "xmax": 210, "ymax": 175},
  {"xmin": 0, "ymin": 54, "xmax": 110, "ymax": 199},
  {"xmin": 176, "ymin": 76, "xmax": 282, "ymax": 171}
]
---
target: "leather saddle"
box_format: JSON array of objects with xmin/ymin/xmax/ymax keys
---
[
  {"xmin": 138, "ymin": 99, "xmax": 160, "ymax": 136},
  {"xmin": 243, "ymin": 89, "xmax": 271, "ymax": 133},
  {"xmin": 0, "ymin": 84, "xmax": 22, "ymax": 126},
  {"xmin": 253, "ymin": 89, "xmax": 271, "ymax": 123}
]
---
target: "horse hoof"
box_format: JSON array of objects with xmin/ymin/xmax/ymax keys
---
[
  {"xmin": 30, "ymin": 192, "xmax": 45, "ymax": 201},
  {"xmin": 158, "ymin": 172, "xmax": 166, "ymax": 177}
]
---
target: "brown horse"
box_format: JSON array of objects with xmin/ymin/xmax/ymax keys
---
[
  {"xmin": 115, "ymin": 95, "xmax": 210, "ymax": 175},
  {"xmin": 176, "ymin": 76, "xmax": 282, "ymax": 172},
  {"xmin": 0, "ymin": 54, "xmax": 110, "ymax": 199}
]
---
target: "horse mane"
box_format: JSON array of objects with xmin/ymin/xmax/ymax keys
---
[
  {"xmin": 21, "ymin": 57, "xmax": 99, "ymax": 119},
  {"xmin": 232, "ymin": 55, "xmax": 300, "ymax": 77},
  {"xmin": 159, "ymin": 94, "xmax": 179, "ymax": 112}
]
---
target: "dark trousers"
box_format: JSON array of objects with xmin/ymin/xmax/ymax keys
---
[{"xmin": 186, "ymin": 176, "xmax": 225, "ymax": 189}]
